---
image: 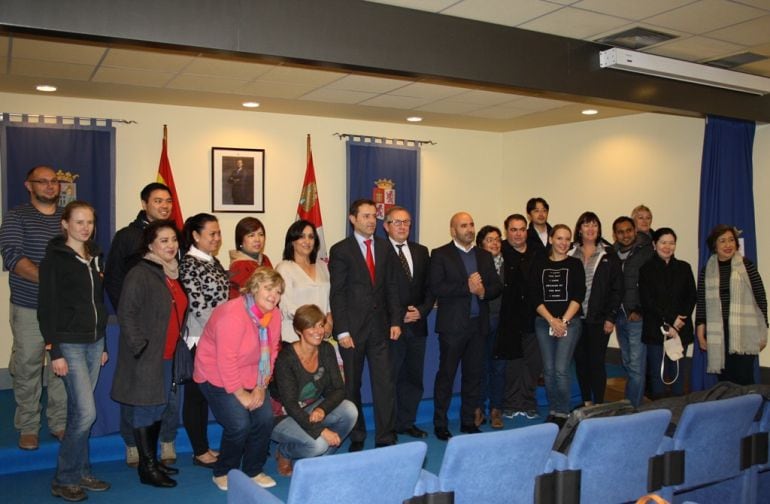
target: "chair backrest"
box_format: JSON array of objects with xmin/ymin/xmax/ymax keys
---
[
  {"xmin": 673, "ymin": 393, "xmax": 763, "ymax": 490},
  {"xmin": 286, "ymin": 441, "xmax": 427, "ymax": 504},
  {"xmin": 566, "ymin": 409, "xmax": 672, "ymax": 504},
  {"xmin": 227, "ymin": 469, "xmax": 283, "ymax": 504},
  {"xmin": 437, "ymin": 423, "xmax": 559, "ymax": 504}
]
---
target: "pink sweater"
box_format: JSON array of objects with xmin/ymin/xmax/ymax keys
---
[{"xmin": 193, "ymin": 297, "xmax": 281, "ymax": 393}]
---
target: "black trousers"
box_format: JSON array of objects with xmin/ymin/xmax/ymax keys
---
[
  {"xmin": 339, "ymin": 330, "xmax": 396, "ymax": 445},
  {"xmin": 183, "ymin": 345, "xmax": 212, "ymax": 456},
  {"xmin": 391, "ymin": 325, "xmax": 427, "ymax": 431},
  {"xmin": 433, "ymin": 318, "xmax": 484, "ymax": 429},
  {"xmin": 504, "ymin": 331, "xmax": 542, "ymax": 412},
  {"xmin": 574, "ymin": 320, "xmax": 611, "ymax": 404}
]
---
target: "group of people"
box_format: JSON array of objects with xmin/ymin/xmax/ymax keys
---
[{"xmin": 1, "ymin": 166, "xmax": 767, "ymax": 500}]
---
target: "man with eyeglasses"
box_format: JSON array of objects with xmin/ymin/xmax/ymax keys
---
[
  {"xmin": 383, "ymin": 206, "xmax": 434, "ymax": 439},
  {"xmin": 0, "ymin": 165, "xmax": 67, "ymax": 450}
]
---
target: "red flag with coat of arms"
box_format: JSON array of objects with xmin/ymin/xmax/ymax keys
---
[{"xmin": 296, "ymin": 134, "xmax": 328, "ymax": 263}]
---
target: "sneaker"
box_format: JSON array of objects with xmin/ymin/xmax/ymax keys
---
[
  {"xmin": 502, "ymin": 410, "xmax": 519, "ymax": 419},
  {"xmin": 79, "ymin": 476, "xmax": 110, "ymax": 492},
  {"xmin": 125, "ymin": 446, "xmax": 139, "ymax": 467},
  {"xmin": 525, "ymin": 410, "xmax": 540, "ymax": 420},
  {"xmin": 212, "ymin": 475, "xmax": 228, "ymax": 491},
  {"xmin": 160, "ymin": 441, "xmax": 176, "ymax": 464},
  {"xmin": 51, "ymin": 484, "xmax": 87, "ymax": 502},
  {"xmin": 252, "ymin": 472, "xmax": 277, "ymax": 488}
]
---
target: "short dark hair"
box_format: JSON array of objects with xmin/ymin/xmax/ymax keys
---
[
  {"xmin": 652, "ymin": 227, "xmax": 677, "ymax": 243},
  {"xmin": 182, "ymin": 213, "xmax": 218, "ymax": 253},
  {"xmin": 504, "ymin": 213, "xmax": 527, "ymax": 230},
  {"xmin": 234, "ymin": 217, "xmax": 265, "ymax": 249},
  {"xmin": 349, "ymin": 198, "xmax": 376, "ymax": 217},
  {"xmin": 292, "ymin": 304, "xmax": 326, "ymax": 335},
  {"xmin": 612, "ymin": 216, "xmax": 635, "ymax": 233},
  {"xmin": 282, "ymin": 219, "xmax": 319, "ymax": 263},
  {"xmin": 476, "ymin": 225, "xmax": 501, "ymax": 248},
  {"xmin": 142, "ymin": 219, "xmax": 178, "ymax": 252},
  {"xmin": 706, "ymin": 224, "xmax": 740, "ymax": 254},
  {"xmin": 574, "ymin": 211, "xmax": 602, "ymax": 246},
  {"xmin": 140, "ymin": 182, "xmax": 171, "ymax": 202},
  {"xmin": 26, "ymin": 165, "xmax": 55, "ymax": 180},
  {"xmin": 526, "ymin": 197, "xmax": 549, "ymax": 215}
]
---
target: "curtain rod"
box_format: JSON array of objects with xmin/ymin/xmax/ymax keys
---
[
  {"xmin": 333, "ymin": 132, "xmax": 435, "ymax": 146},
  {"xmin": 1, "ymin": 112, "xmax": 137, "ymax": 125}
]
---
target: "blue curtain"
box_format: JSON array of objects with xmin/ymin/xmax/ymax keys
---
[
  {"xmin": 692, "ymin": 115, "xmax": 757, "ymax": 391},
  {"xmin": 346, "ymin": 140, "xmax": 420, "ymax": 240},
  {"xmin": 1, "ymin": 115, "xmax": 117, "ymax": 257}
]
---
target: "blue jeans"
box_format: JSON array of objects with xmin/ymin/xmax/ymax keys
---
[
  {"xmin": 480, "ymin": 314, "xmax": 507, "ymax": 411},
  {"xmin": 131, "ymin": 360, "xmax": 173, "ymax": 428},
  {"xmin": 120, "ymin": 378, "xmax": 179, "ymax": 444},
  {"xmin": 646, "ymin": 344, "xmax": 687, "ymax": 399},
  {"xmin": 272, "ymin": 399, "xmax": 357, "ymax": 460},
  {"xmin": 200, "ymin": 381, "xmax": 273, "ymax": 478},
  {"xmin": 534, "ymin": 317, "xmax": 581, "ymax": 416},
  {"xmin": 615, "ymin": 313, "xmax": 646, "ymax": 407},
  {"xmin": 54, "ymin": 341, "xmax": 103, "ymax": 486}
]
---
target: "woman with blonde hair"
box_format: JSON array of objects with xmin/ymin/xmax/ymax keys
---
[
  {"xmin": 39, "ymin": 201, "xmax": 110, "ymax": 500},
  {"xmin": 194, "ymin": 267, "xmax": 284, "ymax": 491}
]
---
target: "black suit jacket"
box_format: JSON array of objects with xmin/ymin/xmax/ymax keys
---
[
  {"xmin": 391, "ymin": 241, "xmax": 435, "ymax": 337},
  {"xmin": 329, "ymin": 235, "xmax": 402, "ymax": 340},
  {"xmin": 429, "ymin": 242, "xmax": 503, "ymax": 336}
]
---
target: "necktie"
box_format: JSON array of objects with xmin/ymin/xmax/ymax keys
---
[
  {"xmin": 364, "ymin": 239, "xmax": 375, "ymax": 284},
  {"xmin": 396, "ymin": 244, "xmax": 412, "ymax": 282}
]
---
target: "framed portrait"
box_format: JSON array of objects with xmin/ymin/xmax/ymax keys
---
[{"xmin": 211, "ymin": 147, "xmax": 265, "ymax": 212}]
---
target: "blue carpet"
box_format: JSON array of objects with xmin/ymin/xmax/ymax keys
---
[{"xmin": 0, "ymin": 364, "xmax": 626, "ymax": 503}]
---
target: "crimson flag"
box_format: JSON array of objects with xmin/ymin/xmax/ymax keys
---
[
  {"xmin": 156, "ymin": 125, "xmax": 184, "ymax": 230},
  {"xmin": 297, "ymin": 134, "xmax": 328, "ymax": 262}
]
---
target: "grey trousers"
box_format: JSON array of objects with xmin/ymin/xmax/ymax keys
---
[{"xmin": 9, "ymin": 303, "xmax": 67, "ymax": 434}]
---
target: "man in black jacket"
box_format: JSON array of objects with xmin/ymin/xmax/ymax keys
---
[
  {"xmin": 104, "ymin": 182, "xmax": 179, "ymax": 467},
  {"xmin": 500, "ymin": 213, "xmax": 542, "ymax": 419},
  {"xmin": 431, "ymin": 212, "xmax": 502, "ymax": 440},
  {"xmin": 612, "ymin": 216, "xmax": 654, "ymax": 407},
  {"xmin": 383, "ymin": 206, "xmax": 434, "ymax": 439},
  {"xmin": 329, "ymin": 199, "xmax": 402, "ymax": 451}
]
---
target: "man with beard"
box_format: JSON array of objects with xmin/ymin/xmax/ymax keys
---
[
  {"xmin": 0, "ymin": 165, "xmax": 67, "ymax": 450},
  {"xmin": 431, "ymin": 212, "xmax": 502, "ymax": 440}
]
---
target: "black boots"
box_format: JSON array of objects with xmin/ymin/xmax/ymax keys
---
[{"xmin": 134, "ymin": 422, "xmax": 177, "ymax": 488}]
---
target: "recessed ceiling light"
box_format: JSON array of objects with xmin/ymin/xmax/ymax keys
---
[
  {"xmin": 36, "ymin": 85, "xmax": 57, "ymax": 92},
  {"xmin": 581, "ymin": 109, "xmax": 599, "ymax": 116},
  {"xmin": 406, "ymin": 116, "xmax": 423, "ymax": 122},
  {"xmin": 242, "ymin": 101, "xmax": 260, "ymax": 108}
]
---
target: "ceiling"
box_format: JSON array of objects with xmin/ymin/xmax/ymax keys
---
[{"xmin": 2, "ymin": 0, "xmax": 770, "ymax": 132}]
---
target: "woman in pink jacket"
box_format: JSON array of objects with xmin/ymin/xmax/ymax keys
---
[{"xmin": 194, "ymin": 267, "xmax": 284, "ymax": 492}]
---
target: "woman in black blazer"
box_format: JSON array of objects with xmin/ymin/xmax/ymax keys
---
[{"xmin": 639, "ymin": 227, "xmax": 696, "ymax": 399}]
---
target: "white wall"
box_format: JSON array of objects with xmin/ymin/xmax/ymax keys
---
[{"xmin": 1, "ymin": 91, "xmax": 768, "ymax": 369}]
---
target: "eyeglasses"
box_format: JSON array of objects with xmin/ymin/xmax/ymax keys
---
[
  {"xmin": 387, "ymin": 219, "xmax": 411, "ymax": 226},
  {"xmin": 28, "ymin": 179, "xmax": 60, "ymax": 186},
  {"xmin": 483, "ymin": 237, "xmax": 502, "ymax": 244}
]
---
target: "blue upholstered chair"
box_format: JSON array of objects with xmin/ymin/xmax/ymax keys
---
[
  {"xmin": 670, "ymin": 394, "xmax": 762, "ymax": 504},
  {"xmin": 564, "ymin": 409, "xmax": 673, "ymax": 503},
  {"xmin": 227, "ymin": 441, "xmax": 428, "ymax": 504},
  {"xmin": 754, "ymin": 400, "xmax": 770, "ymax": 501},
  {"xmin": 417, "ymin": 423, "xmax": 561, "ymax": 504}
]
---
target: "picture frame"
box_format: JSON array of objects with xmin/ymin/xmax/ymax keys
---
[{"xmin": 211, "ymin": 147, "xmax": 265, "ymax": 213}]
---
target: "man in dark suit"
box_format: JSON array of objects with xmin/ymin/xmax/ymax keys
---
[
  {"xmin": 329, "ymin": 199, "xmax": 403, "ymax": 451},
  {"xmin": 431, "ymin": 212, "xmax": 503, "ymax": 440},
  {"xmin": 383, "ymin": 206, "xmax": 434, "ymax": 439}
]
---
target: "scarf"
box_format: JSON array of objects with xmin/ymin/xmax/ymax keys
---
[
  {"xmin": 244, "ymin": 294, "xmax": 273, "ymax": 388},
  {"xmin": 144, "ymin": 251, "xmax": 179, "ymax": 279},
  {"xmin": 704, "ymin": 253, "xmax": 766, "ymax": 373}
]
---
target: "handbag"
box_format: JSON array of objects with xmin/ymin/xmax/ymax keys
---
[
  {"xmin": 172, "ymin": 335, "xmax": 194, "ymax": 386},
  {"xmin": 660, "ymin": 324, "xmax": 683, "ymax": 386}
]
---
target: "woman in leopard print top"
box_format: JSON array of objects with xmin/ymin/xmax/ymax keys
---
[{"xmin": 180, "ymin": 213, "xmax": 229, "ymax": 468}]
